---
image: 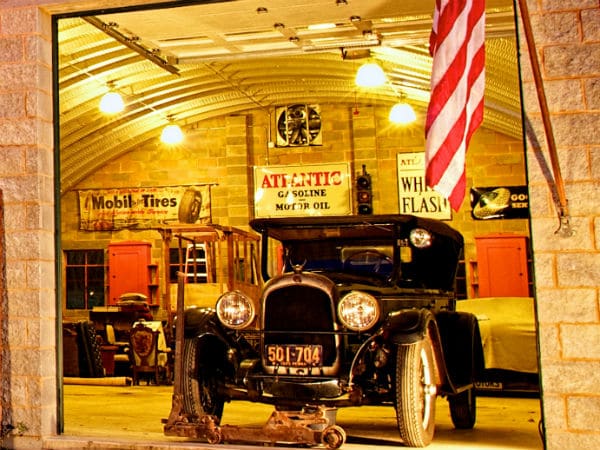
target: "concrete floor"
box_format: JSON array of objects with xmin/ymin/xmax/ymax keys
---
[{"xmin": 46, "ymin": 382, "xmax": 544, "ymax": 450}]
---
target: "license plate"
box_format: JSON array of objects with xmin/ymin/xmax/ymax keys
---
[{"xmin": 265, "ymin": 344, "xmax": 323, "ymax": 367}]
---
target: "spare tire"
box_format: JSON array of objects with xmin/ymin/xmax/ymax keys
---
[{"xmin": 178, "ymin": 188, "xmax": 202, "ymax": 223}]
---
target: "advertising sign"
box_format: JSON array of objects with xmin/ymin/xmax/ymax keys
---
[
  {"xmin": 254, "ymin": 163, "xmax": 351, "ymax": 217},
  {"xmin": 470, "ymin": 186, "xmax": 530, "ymax": 220},
  {"xmin": 397, "ymin": 152, "xmax": 452, "ymax": 220},
  {"xmin": 78, "ymin": 185, "xmax": 211, "ymax": 231}
]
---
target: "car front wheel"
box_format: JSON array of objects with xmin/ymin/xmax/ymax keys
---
[
  {"xmin": 182, "ymin": 337, "xmax": 225, "ymax": 422},
  {"xmin": 394, "ymin": 338, "xmax": 437, "ymax": 447}
]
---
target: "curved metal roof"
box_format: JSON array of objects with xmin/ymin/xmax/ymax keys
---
[{"xmin": 57, "ymin": 0, "xmax": 521, "ymax": 194}]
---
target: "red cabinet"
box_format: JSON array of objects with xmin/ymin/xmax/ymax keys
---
[
  {"xmin": 107, "ymin": 241, "xmax": 158, "ymax": 305},
  {"xmin": 470, "ymin": 235, "xmax": 531, "ymax": 298}
]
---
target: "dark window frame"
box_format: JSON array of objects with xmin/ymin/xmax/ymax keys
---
[{"xmin": 65, "ymin": 249, "xmax": 106, "ymax": 310}]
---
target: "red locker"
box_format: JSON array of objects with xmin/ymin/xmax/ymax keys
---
[
  {"xmin": 108, "ymin": 241, "xmax": 157, "ymax": 305},
  {"xmin": 472, "ymin": 235, "xmax": 531, "ymax": 298}
]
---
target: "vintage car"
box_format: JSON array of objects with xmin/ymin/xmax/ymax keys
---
[{"xmin": 175, "ymin": 215, "xmax": 483, "ymax": 447}]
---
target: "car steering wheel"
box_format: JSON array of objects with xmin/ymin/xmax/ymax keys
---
[{"xmin": 344, "ymin": 250, "xmax": 393, "ymax": 275}]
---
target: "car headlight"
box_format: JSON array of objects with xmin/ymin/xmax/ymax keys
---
[
  {"xmin": 338, "ymin": 291, "xmax": 380, "ymax": 332},
  {"xmin": 409, "ymin": 228, "xmax": 433, "ymax": 248},
  {"xmin": 216, "ymin": 290, "xmax": 255, "ymax": 329}
]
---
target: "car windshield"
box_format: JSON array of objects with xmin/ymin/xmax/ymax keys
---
[{"xmin": 282, "ymin": 240, "xmax": 395, "ymax": 278}]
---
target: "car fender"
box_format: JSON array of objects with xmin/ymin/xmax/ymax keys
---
[
  {"xmin": 378, "ymin": 308, "xmax": 446, "ymax": 387},
  {"xmin": 184, "ymin": 306, "xmax": 224, "ymax": 337},
  {"xmin": 183, "ymin": 306, "xmax": 234, "ymax": 372},
  {"xmin": 382, "ymin": 308, "xmax": 435, "ymax": 345},
  {"xmin": 435, "ymin": 310, "xmax": 484, "ymax": 390}
]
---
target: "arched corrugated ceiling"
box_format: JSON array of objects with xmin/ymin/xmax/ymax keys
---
[{"xmin": 57, "ymin": 0, "xmax": 521, "ymax": 194}]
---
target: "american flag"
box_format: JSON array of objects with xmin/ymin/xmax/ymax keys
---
[{"xmin": 425, "ymin": 0, "xmax": 486, "ymax": 211}]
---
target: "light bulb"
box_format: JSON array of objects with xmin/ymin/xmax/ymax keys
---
[
  {"xmin": 355, "ymin": 63, "xmax": 386, "ymax": 87},
  {"xmin": 99, "ymin": 91, "xmax": 124, "ymax": 114},
  {"xmin": 389, "ymin": 102, "xmax": 416, "ymax": 124},
  {"xmin": 161, "ymin": 123, "xmax": 184, "ymax": 144}
]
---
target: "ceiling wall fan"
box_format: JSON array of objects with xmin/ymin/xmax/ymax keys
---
[{"xmin": 276, "ymin": 104, "xmax": 323, "ymax": 147}]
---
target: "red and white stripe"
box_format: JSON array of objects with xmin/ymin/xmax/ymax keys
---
[{"xmin": 425, "ymin": 0, "xmax": 486, "ymax": 211}]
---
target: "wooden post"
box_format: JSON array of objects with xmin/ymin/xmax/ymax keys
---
[
  {"xmin": 0, "ymin": 190, "xmax": 4, "ymax": 422},
  {"xmin": 162, "ymin": 271, "xmax": 186, "ymax": 432}
]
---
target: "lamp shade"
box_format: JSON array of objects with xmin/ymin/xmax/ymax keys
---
[
  {"xmin": 389, "ymin": 102, "xmax": 416, "ymax": 124},
  {"xmin": 161, "ymin": 123, "xmax": 184, "ymax": 144},
  {"xmin": 355, "ymin": 63, "xmax": 386, "ymax": 87},
  {"xmin": 99, "ymin": 91, "xmax": 124, "ymax": 114}
]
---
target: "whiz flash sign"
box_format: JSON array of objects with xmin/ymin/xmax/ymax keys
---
[
  {"xmin": 254, "ymin": 163, "xmax": 351, "ymax": 217},
  {"xmin": 397, "ymin": 152, "xmax": 451, "ymax": 220}
]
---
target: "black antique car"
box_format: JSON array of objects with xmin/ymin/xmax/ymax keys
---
[{"xmin": 168, "ymin": 215, "xmax": 483, "ymax": 447}]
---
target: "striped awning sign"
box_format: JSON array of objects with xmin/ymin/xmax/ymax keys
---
[{"xmin": 425, "ymin": 0, "xmax": 486, "ymax": 211}]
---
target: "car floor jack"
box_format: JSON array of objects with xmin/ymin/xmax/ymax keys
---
[
  {"xmin": 166, "ymin": 405, "xmax": 346, "ymax": 449},
  {"xmin": 163, "ymin": 274, "xmax": 346, "ymax": 448}
]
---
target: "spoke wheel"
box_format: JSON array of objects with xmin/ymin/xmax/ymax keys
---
[
  {"xmin": 182, "ymin": 337, "xmax": 225, "ymax": 421},
  {"xmin": 395, "ymin": 338, "xmax": 437, "ymax": 447}
]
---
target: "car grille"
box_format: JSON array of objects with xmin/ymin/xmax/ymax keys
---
[{"xmin": 263, "ymin": 284, "xmax": 337, "ymax": 367}]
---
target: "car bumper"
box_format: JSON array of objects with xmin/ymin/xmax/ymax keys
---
[{"xmin": 262, "ymin": 377, "xmax": 344, "ymax": 400}]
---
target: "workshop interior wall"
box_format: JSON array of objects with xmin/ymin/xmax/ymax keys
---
[{"xmin": 60, "ymin": 103, "xmax": 529, "ymax": 312}]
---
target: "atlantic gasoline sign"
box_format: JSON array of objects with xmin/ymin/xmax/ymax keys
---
[
  {"xmin": 397, "ymin": 152, "xmax": 451, "ymax": 220},
  {"xmin": 254, "ymin": 163, "xmax": 351, "ymax": 217}
]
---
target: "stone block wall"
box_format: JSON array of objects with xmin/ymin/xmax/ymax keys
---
[
  {"xmin": 0, "ymin": 4, "xmax": 56, "ymax": 449},
  {"xmin": 517, "ymin": 0, "xmax": 600, "ymax": 448}
]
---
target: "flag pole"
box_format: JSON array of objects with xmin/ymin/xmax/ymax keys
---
[{"xmin": 516, "ymin": 0, "xmax": 573, "ymax": 236}]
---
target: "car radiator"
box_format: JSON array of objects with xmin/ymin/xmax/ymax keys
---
[{"xmin": 263, "ymin": 284, "xmax": 337, "ymax": 367}]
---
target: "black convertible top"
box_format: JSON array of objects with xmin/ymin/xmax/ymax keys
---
[
  {"xmin": 251, "ymin": 214, "xmax": 464, "ymax": 291},
  {"xmin": 250, "ymin": 214, "xmax": 463, "ymax": 245}
]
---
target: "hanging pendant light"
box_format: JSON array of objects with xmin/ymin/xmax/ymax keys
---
[
  {"xmin": 355, "ymin": 62, "xmax": 386, "ymax": 87},
  {"xmin": 389, "ymin": 102, "xmax": 417, "ymax": 124},
  {"xmin": 161, "ymin": 122, "xmax": 184, "ymax": 144},
  {"xmin": 99, "ymin": 90, "xmax": 124, "ymax": 114}
]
